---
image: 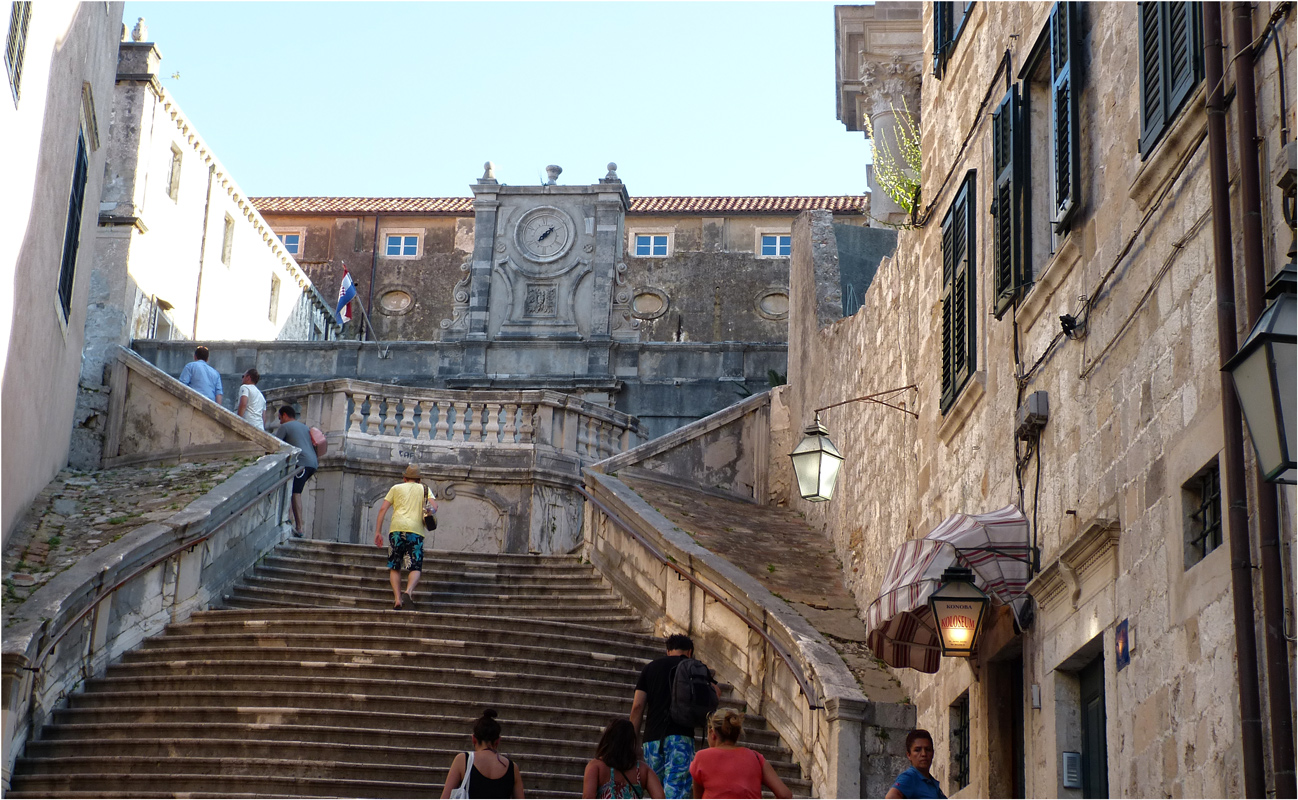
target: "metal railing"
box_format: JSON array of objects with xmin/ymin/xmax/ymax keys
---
[{"xmin": 579, "ymin": 485, "xmax": 823, "ymax": 710}]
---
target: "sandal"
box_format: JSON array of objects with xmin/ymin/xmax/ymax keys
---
[{"xmin": 393, "ymin": 602, "xmax": 403, "ymax": 610}]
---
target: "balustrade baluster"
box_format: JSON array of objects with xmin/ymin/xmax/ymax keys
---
[
  {"xmin": 415, "ymin": 399, "xmax": 432, "ymax": 440},
  {"xmin": 576, "ymin": 412, "xmax": 590, "ymax": 456},
  {"xmin": 348, "ymin": 392, "xmax": 364, "ymax": 433},
  {"xmin": 400, "ymin": 398, "xmax": 416, "ymax": 437},
  {"xmin": 518, "ymin": 405, "xmax": 536, "ymax": 443},
  {"xmin": 502, "ymin": 403, "xmax": 519, "ymax": 442},
  {"xmin": 468, "ymin": 403, "xmax": 484, "ymax": 441},
  {"xmin": 434, "ymin": 401, "xmax": 450, "ymax": 441},
  {"xmin": 484, "ymin": 403, "xmax": 501, "ymax": 442},
  {"xmin": 452, "ymin": 401, "xmax": 469, "ymax": 442},
  {"xmin": 366, "ymin": 394, "xmax": 383, "ymax": 434}
]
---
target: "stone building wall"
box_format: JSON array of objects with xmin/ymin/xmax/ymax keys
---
[
  {"xmin": 252, "ymin": 195, "xmax": 869, "ymax": 345},
  {"xmin": 778, "ymin": 2, "xmax": 1297, "ymax": 797},
  {"xmin": 1, "ymin": 2, "xmax": 125, "ymax": 547}
]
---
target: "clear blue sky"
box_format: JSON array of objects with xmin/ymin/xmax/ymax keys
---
[{"xmin": 123, "ymin": 2, "xmax": 871, "ymax": 198}]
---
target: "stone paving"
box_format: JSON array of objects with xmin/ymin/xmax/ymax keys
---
[
  {"xmin": 2, "ymin": 459, "xmax": 250, "ymax": 626},
  {"xmin": 620, "ymin": 473, "xmax": 907, "ymax": 704}
]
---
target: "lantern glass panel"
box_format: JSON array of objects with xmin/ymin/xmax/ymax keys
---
[
  {"xmin": 929, "ymin": 580, "xmax": 989, "ymax": 658},
  {"xmin": 790, "ymin": 428, "xmax": 845, "ymax": 502},
  {"xmin": 1233, "ymin": 344, "xmax": 1285, "ymax": 475},
  {"xmin": 818, "ymin": 449, "xmax": 844, "ymax": 500},
  {"xmin": 1274, "ymin": 339, "xmax": 1296, "ymax": 482}
]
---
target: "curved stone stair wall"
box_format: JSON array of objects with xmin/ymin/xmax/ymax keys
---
[{"xmin": 8, "ymin": 540, "xmax": 812, "ymax": 798}]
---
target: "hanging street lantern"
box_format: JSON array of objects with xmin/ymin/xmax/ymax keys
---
[
  {"xmin": 789, "ymin": 415, "xmax": 845, "ymax": 502},
  {"xmin": 927, "ymin": 565, "xmax": 991, "ymax": 658},
  {"xmin": 1224, "ymin": 266, "xmax": 1296, "ymax": 485},
  {"xmin": 788, "ymin": 387, "xmax": 919, "ymax": 503}
]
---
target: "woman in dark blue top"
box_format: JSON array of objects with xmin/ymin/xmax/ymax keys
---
[{"xmin": 885, "ymin": 729, "xmax": 946, "ymax": 799}]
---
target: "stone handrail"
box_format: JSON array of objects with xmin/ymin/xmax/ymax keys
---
[
  {"xmin": 581, "ymin": 470, "xmax": 868, "ymax": 799},
  {"xmin": 1, "ymin": 453, "xmax": 297, "ymax": 791},
  {"xmin": 264, "ymin": 379, "xmax": 643, "ymax": 464}
]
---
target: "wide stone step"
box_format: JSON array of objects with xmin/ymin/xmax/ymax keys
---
[
  {"xmin": 30, "ymin": 721, "xmax": 793, "ymax": 763},
  {"xmin": 263, "ymin": 553, "xmax": 612, "ymax": 584},
  {"xmin": 90, "ymin": 659, "xmax": 642, "ymax": 702},
  {"xmin": 7, "ymin": 764, "xmax": 580, "ymax": 798},
  {"xmin": 52, "ymin": 696, "xmax": 786, "ymax": 749},
  {"xmin": 255, "ymin": 558, "xmax": 611, "ymax": 592},
  {"xmin": 141, "ymin": 632, "xmax": 655, "ymax": 672},
  {"xmin": 162, "ymin": 616, "xmax": 662, "ymax": 661},
  {"xmin": 283, "ymin": 541, "xmax": 588, "ymax": 571},
  {"xmin": 181, "ymin": 608, "xmax": 664, "ymax": 650},
  {"xmin": 232, "ymin": 572, "xmax": 624, "ymax": 606},
  {"xmin": 120, "ymin": 645, "xmax": 645, "ymax": 684}
]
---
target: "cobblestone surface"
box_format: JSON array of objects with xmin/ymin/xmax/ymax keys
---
[
  {"xmin": 622, "ymin": 475, "xmax": 907, "ymax": 703},
  {"xmin": 2, "ymin": 459, "xmax": 250, "ymax": 627}
]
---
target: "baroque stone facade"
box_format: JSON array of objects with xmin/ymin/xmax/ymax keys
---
[{"xmin": 778, "ymin": 2, "xmax": 1297, "ymax": 797}]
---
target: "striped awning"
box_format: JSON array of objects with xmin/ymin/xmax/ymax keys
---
[{"xmin": 865, "ymin": 505, "xmax": 1032, "ymax": 673}]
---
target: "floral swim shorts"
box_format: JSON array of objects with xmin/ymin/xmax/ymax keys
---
[{"xmin": 387, "ymin": 531, "xmax": 424, "ymax": 572}]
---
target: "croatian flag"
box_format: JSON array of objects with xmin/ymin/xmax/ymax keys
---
[{"xmin": 336, "ymin": 267, "xmax": 356, "ymax": 325}]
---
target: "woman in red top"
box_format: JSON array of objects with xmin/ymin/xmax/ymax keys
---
[{"xmin": 688, "ymin": 710, "xmax": 792, "ymax": 799}]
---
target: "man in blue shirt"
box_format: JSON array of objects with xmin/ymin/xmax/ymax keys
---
[
  {"xmin": 179, "ymin": 346, "xmax": 223, "ymax": 405},
  {"xmin": 886, "ymin": 729, "xmax": 945, "ymax": 799}
]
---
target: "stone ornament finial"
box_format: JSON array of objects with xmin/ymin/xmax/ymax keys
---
[
  {"xmin": 605, "ymin": 163, "xmax": 619, "ymax": 180},
  {"xmin": 131, "ymin": 17, "xmax": 148, "ymax": 42},
  {"xmin": 545, "ymin": 165, "xmax": 562, "ymax": 185},
  {"xmin": 482, "ymin": 161, "xmax": 496, "ymax": 180}
]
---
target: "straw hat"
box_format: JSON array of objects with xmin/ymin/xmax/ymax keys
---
[{"xmin": 403, "ymin": 464, "xmax": 421, "ymax": 480}]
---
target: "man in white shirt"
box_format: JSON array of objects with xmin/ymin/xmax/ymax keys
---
[{"xmin": 236, "ymin": 369, "xmax": 266, "ymax": 430}]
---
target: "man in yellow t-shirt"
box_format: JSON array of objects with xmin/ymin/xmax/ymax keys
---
[{"xmin": 373, "ymin": 463, "xmax": 437, "ymax": 610}]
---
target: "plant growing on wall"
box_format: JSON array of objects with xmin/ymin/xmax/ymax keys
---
[{"xmin": 863, "ymin": 98, "xmax": 922, "ymax": 223}]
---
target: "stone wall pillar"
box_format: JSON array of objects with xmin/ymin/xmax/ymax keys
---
[{"xmin": 833, "ymin": 4, "xmax": 924, "ymax": 227}]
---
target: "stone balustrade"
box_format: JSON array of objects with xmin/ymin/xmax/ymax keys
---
[{"xmin": 264, "ymin": 380, "xmax": 641, "ymax": 465}]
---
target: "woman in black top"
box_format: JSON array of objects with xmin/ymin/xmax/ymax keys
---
[{"xmin": 441, "ymin": 709, "xmax": 525, "ymax": 799}]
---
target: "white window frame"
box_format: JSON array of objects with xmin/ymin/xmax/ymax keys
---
[
  {"xmin": 754, "ymin": 228, "xmax": 792, "ymax": 258},
  {"xmin": 628, "ymin": 228, "xmax": 673, "ymax": 258},
  {"xmin": 382, "ymin": 228, "xmax": 422, "ymax": 259},
  {"xmin": 276, "ymin": 228, "xmax": 305, "ymax": 256}
]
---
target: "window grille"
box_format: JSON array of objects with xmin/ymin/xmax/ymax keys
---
[
  {"xmin": 5, "ymin": 2, "xmax": 31, "ymax": 105},
  {"xmin": 950, "ymin": 692, "xmax": 970, "ymax": 790},
  {"xmin": 57, "ymin": 132, "xmax": 89, "ymax": 320},
  {"xmin": 1185, "ymin": 461, "xmax": 1222, "ymax": 567}
]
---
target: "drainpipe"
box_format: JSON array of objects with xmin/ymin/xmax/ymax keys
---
[
  {"xmin": 366, "ymin": 213, "xmax": 381, "ymax": 342},
  {"xmin": 1203, "ymin": 6, "xmax": 1267, "ymax": 796},
  {"xmin": 1231, "ymin": 4, "xmax": 1297, "ymax": 796},
  {"xmin": 191, "ymin": 162, "xmax": 216, "ymax": 337}
]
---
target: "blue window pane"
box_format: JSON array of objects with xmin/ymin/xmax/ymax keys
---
[
  {"xmin": 778, "ymin": 235, "xmax": 791, "ymax": 256},
  {"xmin": 762, "ymin": 235, "xmax": 777, "ymax": 256},
  {"xmin": 280, "ymin": 234, "xmax": 300, "ymax": 254},
  {"xmin": 403, "ymin": 236, "xmax": 418, "ymax": 255},
  {"xmin": 636, "ymin": 235, "xmax": 652, "ymax": 256},
  {"xmin": 386, "ymin": 235, "xmax": 402, "ymax": 256},
  {"xmin": 652, "ymin": 235, "xmax": 667, "ymax": 256}
]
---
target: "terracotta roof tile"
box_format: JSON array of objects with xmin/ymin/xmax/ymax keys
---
[{"xmin": 251, "ymin": 195, "xmax": 868, "ymax": 216}]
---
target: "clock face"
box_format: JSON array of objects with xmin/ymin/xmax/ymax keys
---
[{"xmin": 515, "ymin": 207, "xmax": 575, "ymax": 263}]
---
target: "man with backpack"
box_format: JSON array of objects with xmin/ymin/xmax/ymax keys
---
[{"xmin": 628, "ymin": 633, "xmax": 720, "ymax": 799}]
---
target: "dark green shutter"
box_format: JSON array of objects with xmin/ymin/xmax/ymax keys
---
[
  {"xmin": 57, "ymin": 131, "xmax": 88, "ymax": 319},
  {"xmin": 1138, "ymin": 2, "xmax": 1165, "ymax": 155},
  {"xmin": 1051, "ymin": 1, "xmax": 1080, "ymax": 232},
  {"xmin": 956, "ymin": 176, "xmax": 977, "ymax": 390},
  {"xmin": 991, "ymin": 85, "xmax": 1019, "ymax": 319},
  {"xmin": 941, "ymin": 208, "xmax": 956, "ymax": 411},
  {"xmin": 934, "ymin": 2, "xmax": 952, "ymax": 77},
  {"xmin": 1165, "ymin": 2, "xmax": 1200, "ymax": 118}
]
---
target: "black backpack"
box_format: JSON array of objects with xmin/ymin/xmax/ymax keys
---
[{"xmin": 668, "ymin": 657, "xmax": 719, "ymax": 728}]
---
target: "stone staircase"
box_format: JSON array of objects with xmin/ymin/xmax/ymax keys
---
[{"xmin": 7, "ymin": 540, "xmax": 812, "ymax": 798}]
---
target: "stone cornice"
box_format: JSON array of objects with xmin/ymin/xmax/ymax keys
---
[{"xmin": 1026, "ymin": 517, "xmax": 1121, "ymax": 625}]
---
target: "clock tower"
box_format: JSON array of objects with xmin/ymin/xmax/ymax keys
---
[{"xmin": 443, "ymin": 163, "xmax": 634, "ymax": 388}]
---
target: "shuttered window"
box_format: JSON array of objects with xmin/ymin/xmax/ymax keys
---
[
  {"xmin": 57, "ymin": 132, "xmax": 89, "ymax": 320},
  {"xmin": 991, "ymin": 85, "xmax": 1020, "ymax": 319},
  {"xmin": 1050, "ymin": 1, "xmax": 1080, "ymax": 231},
  {"xmin": 941, "ymin": 172, "xmax": 977, "ymax": 413},
  {"xmin": 1138, "ymin": 1, "xmax": 1202, "ymax": 156},
  {"xmin": 933, "ymin": 1, "xmax": 974, "ymax": 78},
  {"xmin": 4, "ymin": 2, "xmax": 30, "ymax": 105}
]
